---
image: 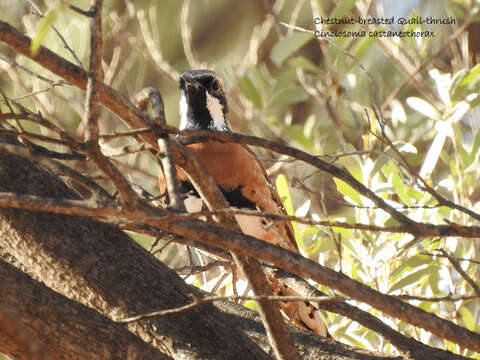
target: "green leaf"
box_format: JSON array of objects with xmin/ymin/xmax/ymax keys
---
[
  {"xmin": 270, "ymin": 32, "xmax": 313, "ymax": 67},
  {"xmin": 352, "ymin": 35, "xmax": 376, "ymax": 61},
  {"xmin": 276, "ymin": 174, "xmax": 301, "ymax": 246},
  {"xmin": 288, "ymin": 56, "xmax": 319, "ymax": 72},
  {"xmin": 31, "ymin": 9, "xmax": 58, "ymax": 55},
  {"xmin": 459, "ymin": 64, "xmax": 480, "ymax": 87},
  {"xmin": 390, "ymin": 254, "xmax": 432, "ymax": 280},
  {"xmin": 282, "ymin": 124, "xmax": 312, "ymax": 150},
  {"xmin": 390, "ymin": 162, "xmax": 411, "ymax": 206},
  {"xmin": 426, "ymin": 264, "xmax": 441, "ymax": 293},
  {"xmin": 443, "ymin": 339, "xmax": 457, "ymax": 353},
  {"xmin": 469, "ymin": 94, "xmax": 480, "ymax": 108},
  {"xmin": 450, "ymin": 69, "xmax": 467, "ymax": 97},
  {"xmin": 333, "ymin": 178, "xmax": 361, "ymax": 204},
  {"xmin": 388, "ymin": 266, "xmax": 430, "ymax": 293},
  {"xmin": 451, "ymin": 65, "xmax": 480, "ymax": 101},
  {"xmin": 269, "ymin": 86, "xmax": 309, "ymax": 109},
  {"xmin": 467, "ymin": 130, "xmax": 480, "ymax": 166},
  {"xmin": 453, "ymin": 124, "xmax": 469, "ymax": 168},
  {"xmin": 246, "ymin": 67, "xmax": 268, "ymax": 95},
  {"xmin": 237, "ymin": 75, "xmax": 262, "ymax": 109},
  {"xmin": 276, "ymin": 174, "xmax": 293, "ymax": 214},
  {"xmin": 459, "ymin": 307, "xmax": 476, "ymax": 331},
  {"xmin": 243, "ymin": 300, "xmax": 258, "ymax": 311},
  {"xmin": 330, "ymin": 0, "xmax": 356, "ymax": 19}
]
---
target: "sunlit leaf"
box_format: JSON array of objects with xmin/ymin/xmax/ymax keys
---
[
  {"xmin": 330, "ymin": 0, "xmax": 356, "ymax": 19},
  {"xmin": 31, "ymin": 9, "xmax": 58, "ymax": 55},
  {"xmin": 333, "ymin": 178, "xmax": 361, "ymax": 204},
  {"xmin": 406, "ymin": 97, "xmax": 441, "ymax": 120},
  {"xmin": 443, "ymin": 339, "xmax": 457, "ymax": 353},
  {"xmin": 303, "ymin": 114, "xmax": 316, "ymax": 138},
  {"xmin": 450, "ymin": 64, "xmax": 480, "ymax": 101},
  {"xmin": 419, "ymin": 126, "xmax": 450, "ymax": 178},
  {"xmin": 391, "ymin": 100, "xmax": 407, "ymax": 124},
  {"xmin": 243, "ymin": 300, "xmax": 258, "ymax": 311},
  {"xmin": 388, "ymin": 266, "xmax": 430, "ymax": 293},
  {"xmin": 276, "ymin": 174, "xmax": 302, "ymax": 246},
  {"xmin": 390, "ymin": 254, "xmax": 432, "ymax": 280},
  {"xmin": 295, "ymin": 199, "xmax": 311, "ymax": 217},
  {"xmin": 459, "ymin": 307, "xmax": 476, "ymax": 331}
]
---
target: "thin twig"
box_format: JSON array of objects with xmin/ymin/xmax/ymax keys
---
[
  {"xmin": 82, "ymin": 2, "xmax": 141, "ymax": 208},
  {"xmin": 421, "ymin": 251, "xmax": 480, "ymax": 266},
  {"xmin": 116, "ymin": 294, "xmax": 343, "ymax": 323},
  {"xmin": 0, "ymin": 143, "xmax": 111, "ymax": 202},
  {"xmin": 439, "ymin": 249, "xmax": 480, "ymax": 296},
  {"xmin": 0, "ymin": 55, "xmax": 63, "ymax": 85},
  {"xmin": 99, "ymin": 127, "xmax": 155, "ymax": 141},
  {"xmin": 148, "ymin": 207, "xmax": 480, "ymax": 237},
  {"xmin": 135, "ymin": 87, "xmax": 183, "ymax": 210},
  {"xmin": 395, "ymin": 293, "xmax": 480, "ymax": 302},
  {"xmin": 174, "ymin": 261, "xmax": 231, "ymax": 275}
]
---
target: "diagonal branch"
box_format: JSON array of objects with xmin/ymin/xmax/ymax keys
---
[
  {"xmin": 439, "ymin": 249, "xmax": 480, "ymax": 296},
  {"xmin": 135, "ymin": 87, "xmax": 184, "ymax": 210}
]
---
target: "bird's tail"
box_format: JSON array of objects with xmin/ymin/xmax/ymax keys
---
[{"xmin": 267, "ymin": 277, "xmax": 330, "ymax": 337}]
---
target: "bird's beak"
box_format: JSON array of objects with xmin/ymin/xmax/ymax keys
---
[{"xmin": 181, "ymin": 73, "xmax": 200, "ymax": 90}]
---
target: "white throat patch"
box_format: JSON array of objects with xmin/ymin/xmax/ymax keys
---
[
  {"xmin": 179, "ymin": 90, "xmax": 227, "ymax": 131},
  {"xmin": 205, "ymin": 91, "xmax": 227, "ymax": 131}
]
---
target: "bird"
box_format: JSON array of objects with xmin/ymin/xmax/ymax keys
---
[{"xmin": 158, "ymin": 69, "xmax": 329, "ymax": 337}]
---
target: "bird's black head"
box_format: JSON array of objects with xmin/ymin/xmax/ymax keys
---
[{"xmin": 178, "ymin": 69, "xmax": 229, "ymax": 131}]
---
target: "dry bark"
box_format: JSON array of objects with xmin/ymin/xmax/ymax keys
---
[{"xmin": 0, "ymin": 137, "xmax": 405, "ymax": 360}]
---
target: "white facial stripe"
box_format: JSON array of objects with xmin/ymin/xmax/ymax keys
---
[
  {"xmin": 205, "ymin": 91, "xmax": 227, "ymax": 131},
  {"xmin": 179, "ymin": 91, "xmax": 188, "ymax": 130}
]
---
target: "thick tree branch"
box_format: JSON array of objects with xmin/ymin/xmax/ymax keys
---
[{"xmin": 0, "ymin": 259, "xmax": 169, "ymax": 360}]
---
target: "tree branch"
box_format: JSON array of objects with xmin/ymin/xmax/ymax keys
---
[{"xmin": 0, "ymin": 258, "xmax": 169, "ymax": 360}]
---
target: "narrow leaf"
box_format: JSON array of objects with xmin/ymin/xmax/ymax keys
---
[{"xmin": 270, "ymin": 33, "xmax": 313, "ymax": 67}]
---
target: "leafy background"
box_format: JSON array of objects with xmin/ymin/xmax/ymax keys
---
[{"xmin": 1, "ymin": 0, "xmax": 480, "ymax": 357}]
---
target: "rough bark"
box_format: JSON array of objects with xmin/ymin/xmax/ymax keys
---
[
  {"xmin": 0, "ymin": 259, "xmax": 169, "ymax": 360},
  {"xmin": 0, "ymin": 142, "xmax": 269, "ymax": 360},
  {"xmin": 0, "ymin": 140, "xmax": 405, "ymax": 360}
]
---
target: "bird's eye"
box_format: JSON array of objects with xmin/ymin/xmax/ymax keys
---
[{"xmin": 210, "ymin": 79, "xmax": 220, "ymax": 92}]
